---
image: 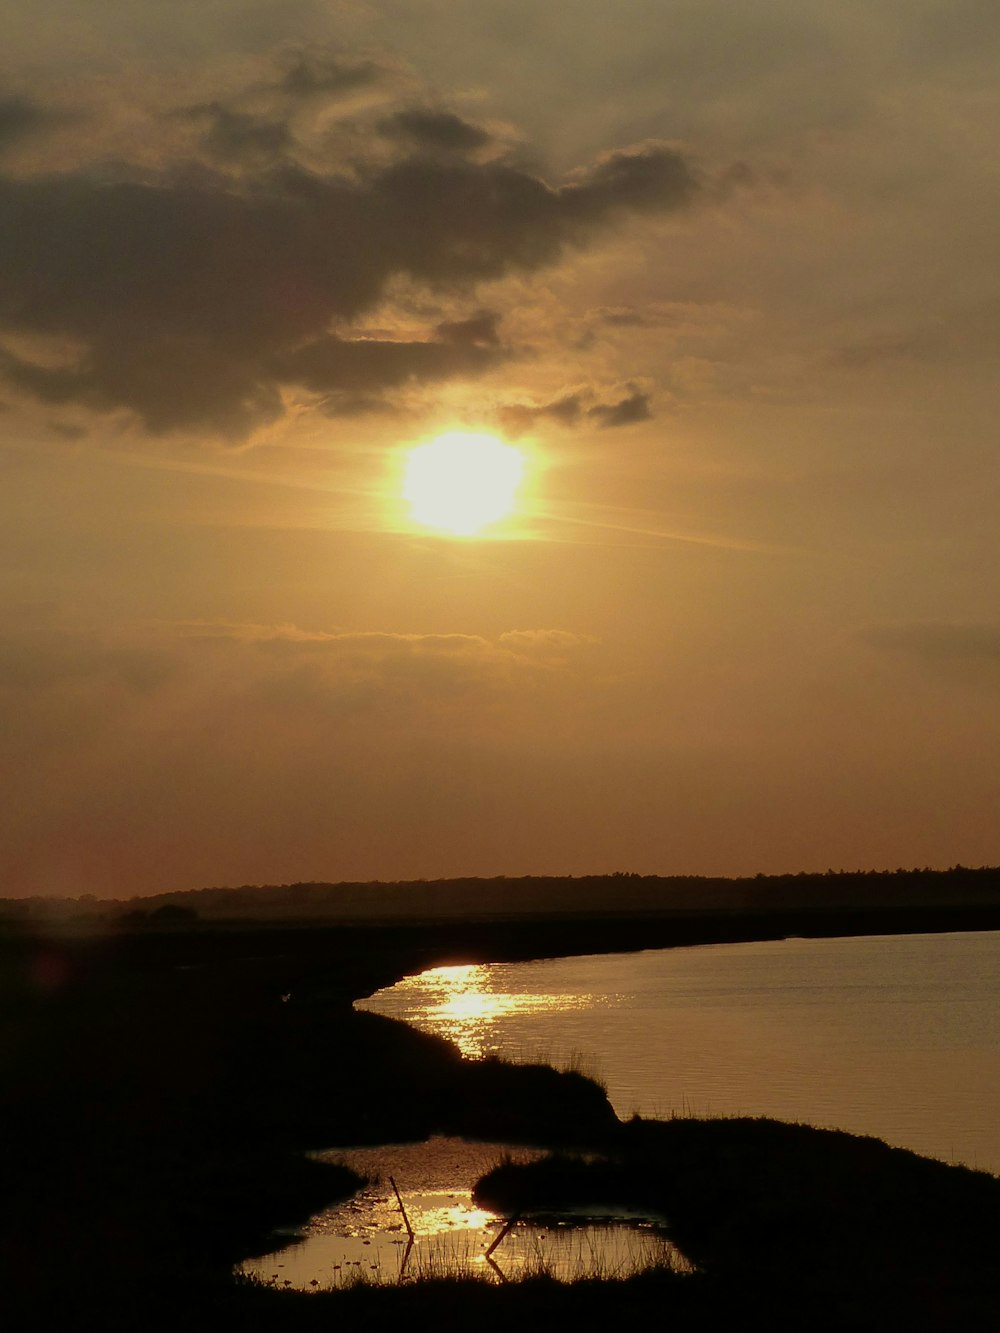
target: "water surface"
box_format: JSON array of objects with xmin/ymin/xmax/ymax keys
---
[
  {"xmin": 359, "ymin": 930, "xmax": 1000, "ymax": 1174},
  {"xmin": 240, "ymin": 1137, "xmax": 685, "ymax": 1289}
]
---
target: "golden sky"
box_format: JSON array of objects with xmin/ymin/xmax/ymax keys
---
[{"xmin": 1, "ymin": 3, "xmax": 998, "ymax": 895}]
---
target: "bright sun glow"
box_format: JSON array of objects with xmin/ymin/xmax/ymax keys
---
[{"xmin": 403, "ymin": 431, "xmax": 524, "ymax": 536}]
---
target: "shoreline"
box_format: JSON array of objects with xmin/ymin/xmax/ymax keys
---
[
  {"xmin": 332, "ymin": 902, "xmax": 1000, "ymax": 1004},
  {"xmin": 9, "ymin": 900, "xmax": 998, "ymax": 1011},
  {"xmin": 7, "ymin": 904, "xmax": 1000, "ymax": 1327}
]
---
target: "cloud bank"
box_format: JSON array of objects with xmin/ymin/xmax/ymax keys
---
[{"xmin": 0, "ymin": 55, "xmax": 701, "ymax": 438}]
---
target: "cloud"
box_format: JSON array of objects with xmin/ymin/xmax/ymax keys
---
[
  {"xmin": 179, "ymin": 102, "xmax": 294, "ymax": 166},
  {"xmin": 830, "ymin": 327, "xmax": 947, "ymax": 370},
  {"xmin": 0, "ymin": 62, "xmax": 701, "ymax": 438},
  {"xmin": 0, "ymin": 615, "xmax": 614, "ymax": 895},
  {"xmin": 859, "ymin": 622, "xmax": 1000, "ymax": 694},
  {"xmin": 277, "ymin": 52, "xmax": 385, "ymax": 100},
  {"xmin": 498, "ymin": 628, "xmax": 599, "ymax": 659},
  {"xmin": 433, "ymin": 309, "xmax": 501, "ymax": 346},
  {"xmin": 177, "ymin": 621, "xmax": 344, "ymax": 644},
  {"xmin": 498, "ymin": 391, "xmax": 583, "ymax": 436},
  {"xmin": 185, "ymin": 622, "xmax": 503, "ymax": 651},
  {"xmin": 497, "ymin": 381, "xmax": 654, "ymax": 435},
  {"xmin": 861, "ymin": 622, "xmax": 1000, "ymax": 665},
  {"xmin": 380, "ymin": 108, "xmax": 491, "ymax": 153},
  {"xmin": 590, "ymin": 301, "xmax": 744, "ymax": 334},
  {"xmin": 560, "ymin": 142, "xmax": 700, "ymax": 220},
  {"xmin": 183, "ymin": 620, "xmax": 596, "ymax": 666},
  {"xmin": 274, "ymin": 329, "xmax": 505, "ymax": 412},
  {"xmin": 172, "ymin": 50, "xmax": 394, "ymax": 167},
  {"xmin": 587, "ymin": 385, "xmax": 652, "ymax": 428},
  {"xmin": 0, "ymin": 630, "xmax": 177, "ymax": 694},
  {"xmin": 594, "ymin": 306, "xmax": 652, "ymax": 329},
  {"xmin": 171, "ymin": 621, "xmax": 601, "ymax": 706},
  {"xmin": 0, "ymin": 95, "xmax": 50, "ymax": 152},
  {"xmin": 0, "ymin": 622, "xmax": 605, "ymax": 778}
]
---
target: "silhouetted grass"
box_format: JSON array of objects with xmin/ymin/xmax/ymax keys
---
[
  {"xmin": 1, "ymin": 925, "xmax": 618, "ymax": 1330},
  {"xmin": 208, "ymin": 1264, "xmax": 715, "ymax": 1333},
  {"xmin": 473, "ymin": 1114, "xmax": 1000, "ymax": 1326},
  {"xmin": 6, "ymin": 913, "xmax": 1000, "ymax": 1331}
]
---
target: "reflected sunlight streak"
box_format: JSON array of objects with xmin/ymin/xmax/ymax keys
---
[{"xmin": 406, "ymin": 963, "xmax": 590, "ymax": 1059}]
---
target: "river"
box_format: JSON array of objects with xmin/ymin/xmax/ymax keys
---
[{"xmin": 358, "ymin": 929, "xmax": 1000, "ymax": 1176}]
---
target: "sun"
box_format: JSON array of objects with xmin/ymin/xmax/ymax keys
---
[{"xmin": 402, "ymin": 431, "xmax": 525, "ymax": 536}]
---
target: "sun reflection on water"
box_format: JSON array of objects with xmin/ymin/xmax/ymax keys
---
[
  {"xmin": 398, "ymin": 963, "xmax": 592, "ymax": 1058},
  {"xmin": 238, "ymin": 1135, "xmax": 687, "ymax": 1292}
]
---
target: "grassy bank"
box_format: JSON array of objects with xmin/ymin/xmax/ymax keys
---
[
  {"xmin": 4, "ymin": 911, "xmax": 1000, "ymax": 1329},
  {"xmin": 474, "ymin": 1116, "xmax": 1000, "ymax": 1325},
  {"xmin": 2, "ymin": 924, "xmax": 617, "ymax": 1329}
]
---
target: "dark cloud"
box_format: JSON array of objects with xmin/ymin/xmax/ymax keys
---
[
  {"xmin": 541, "ymin": 393, "xmax": 584, "ymax": 424},
  {"xmin": 48, "ymin": 421, "xmax": 87, "ymax": 441},
  {"xmin": 499, "ymin": 383, "xmax": 655, "ymax": 435},
  {"xmin": 275, "ymin": 330, "xmax": 504, "ymax": 410},
  {"xmin": 831, "ymin": 327, "xmax": 946, "ymax": 370},
  {"xmin": 181, "ymin": 102, "xmax": 293, "ymax": 165},
  {"xmin": 597, "ymin": 307, "xmax": 650, "ymax": 328},
  {"xmin": 590, "ymin": 301, "xmax": 742, "ymax": 336},
  {"xmin": 380, "ymin": 108, "xmax": 491, "ymax": 153},
  {"xmin": 0, "ymin": 330, "xmax": 284, "ymax": 438},
  {"xmin": 561, "ymin": 143, "xmax": 700, "ymax": 221},
  {"xmin": 318, "ymin": 392, "xmax": 397, "ymax": 419},
  {"xmin": 0, "ymin": 96, "xmax": 49, "ymax": 152},
  {"xmin": 0, "ymin": 67, "xmax": 699, "ymax": 438},
  {"xmin": 588, "ymin": 386, "xmax": 652, "ymax": 428},
  {"xmin": 498, "ymin": 391, "xmax": 583, "ymax": 436},
  {"xmin": 278, "ymin": 53, "xmax": 385, "ymax": 100},
  {"xmin": 433, "ymin": 310, "xmax": 501, "ymax": 346}
]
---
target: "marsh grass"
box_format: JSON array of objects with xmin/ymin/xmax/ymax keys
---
[
  {"xmin": 241, "ymin": 1216, "xmax": 683, "ymax": 1292},
  {"xmin": 559, "ymin": 1047, "xmax": 608, "ymax": 1091},
  {"xmin": 488, "ymin": 1224, "xmax": 687, "ymax": 1283},
  {"xmin": 265, "ymin": 1231, "xmax": 683, "ymax": 1291},
  {"xmin": 497, "ymin": 1038, "xmax": 608, "ymax": 1093},
  {"xmin": 13, "ymin": 912, "xmax": 1000, "ymax": 1331}
]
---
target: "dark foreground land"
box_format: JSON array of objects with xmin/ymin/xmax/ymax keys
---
[{"xmin": 4, "ymin": 880, "xmax": 1000, "ymax": 1330}]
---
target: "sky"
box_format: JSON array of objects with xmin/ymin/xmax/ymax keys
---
[{"xmin": 1, "ymin": 2, "xmax": 998, "ymax": 897}]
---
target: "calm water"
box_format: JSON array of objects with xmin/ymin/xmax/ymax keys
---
[
  {"xmin": 359, "ymin": 930, "xmax": 1000, "ymax": 1176},
  {"xmin": 240, "ymin": 1136, "xmax": 687, "ymax": 1289}
]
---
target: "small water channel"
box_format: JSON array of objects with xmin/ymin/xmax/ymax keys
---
[{"xmin": 239, "ymin": 1136, "xmax": 688, "ymax": 1289}]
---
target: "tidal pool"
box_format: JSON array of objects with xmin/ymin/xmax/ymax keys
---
[{"xmin": 239, "ymin": 1136, "xmax": 688, "ymax": 1289}]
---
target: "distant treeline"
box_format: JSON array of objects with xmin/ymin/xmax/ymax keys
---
[{"xmin": 4, "ymin": 864, "xmax": 1000, "ymax": 926}]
